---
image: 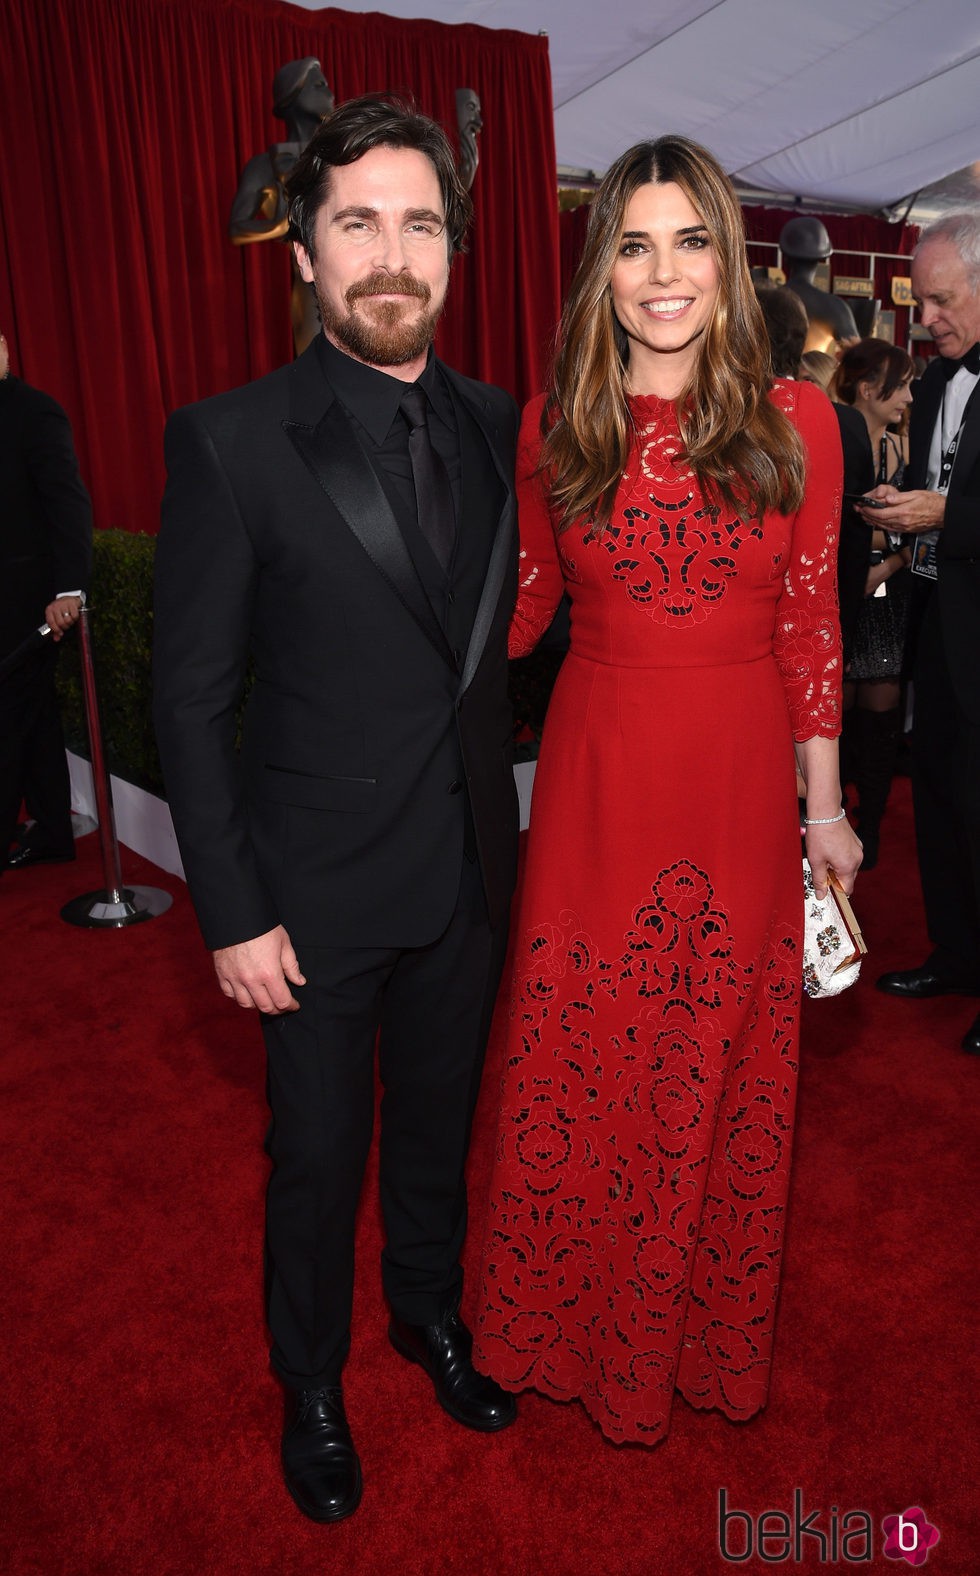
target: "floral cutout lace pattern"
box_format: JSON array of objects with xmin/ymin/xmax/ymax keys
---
[
  {"xmin": 604, "ymin": 400, "xmax": 765, "ymax": 627},
  {"xmin": 600, "ymin": 499, "xmax": 763, "ymax": 626},
  {"xmin": 479, "ymin": 860, "xmax": 800, "ymax": 1443},
  {"xmin": 484, "ymin": 381, "xmax": 842, "ymax": 1443},
  {"xmin": 509, "ymin": 382, "xmax": 842, "ymax": 740}
]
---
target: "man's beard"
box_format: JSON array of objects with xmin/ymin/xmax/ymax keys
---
[{"xmin": 315, "ymin": 271, "xmax": 442, "ymax": 367}]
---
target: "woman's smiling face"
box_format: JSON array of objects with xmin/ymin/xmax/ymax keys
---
[{"xmin": 610, "ymin": 180, "xmax": 719, "ymax": 390}]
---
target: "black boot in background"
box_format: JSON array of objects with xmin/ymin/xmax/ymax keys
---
[{"xmin": 854, "ymin": 707, "xmax": 900, "ymax": 870}]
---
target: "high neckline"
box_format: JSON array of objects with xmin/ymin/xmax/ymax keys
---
[{"xmin": 626, "ymin": 389, "xmax": 676, "ymax": 417}]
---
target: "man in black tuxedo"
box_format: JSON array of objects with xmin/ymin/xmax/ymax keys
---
[
  {"xmin": 862, "ymin": 213, "xmax": 980, "ymax": 1054},
  {"xmin": 153, "ymin": 96, "xmax": 520, "ymax": 1522},
  {"xmin": 0, "ymin": 330, "xmax": 91, "ymax": 869}
]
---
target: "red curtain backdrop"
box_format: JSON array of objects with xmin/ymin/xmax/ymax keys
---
[
  {"xmin": 559, "ymin": 203, "xmax": 920, "ymax": 349},
  {"xmin": 0, "ymin": 0, "xmax": 559, "ymax": 534}
]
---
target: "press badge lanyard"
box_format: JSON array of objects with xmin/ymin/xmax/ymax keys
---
[{"xmin": 911, "ymin": 384, "xmax": 969, "ymax": 582}]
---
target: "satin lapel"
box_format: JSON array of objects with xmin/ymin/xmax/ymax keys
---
[
  {"xmin": 908, "ymin": 365, "xmax": 945, "ymax": 488},
  {"xmin": 949, "ymin": 381, "xmax": 980, "ymax": 495},
  {"xmin": 283, "ymin": 398, "xmax": 454, "ymax": 667},
  {"xmin": 450, "ymin": 375, "xmax": 517, "ymax": 694},
  {"xmin": 460, "ymin": 492, "xmax": 516, "ymax": 694}
]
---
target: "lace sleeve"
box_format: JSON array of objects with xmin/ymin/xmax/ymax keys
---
[
  {"xmin": 509, "ymin": 396, "xmax": 565, "ymax": 659},
  {"xmin": 772, "ymin": 380, "xmax": 844, "ymax": 740}
]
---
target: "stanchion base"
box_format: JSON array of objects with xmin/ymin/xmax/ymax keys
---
[{"xmin": 61, "ymin": 885, "xmax": 173, "ymax": 929}]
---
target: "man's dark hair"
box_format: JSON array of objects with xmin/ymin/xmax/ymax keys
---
[
  {"xmin": 754, "ymin": 282, "xmax": 808, "ymax": 378},
  {"xmin": 286, "ymin": 93, "xmax": 472, "ymax": 258}
]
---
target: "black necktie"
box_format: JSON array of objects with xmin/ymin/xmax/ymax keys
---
[
  {"xmin": 401, "ymin": 385, "xmax": 455, "ymax": 571},
  {"xmin": 941, "ymin": 342, "xmax": 980, "ymax": 380}
]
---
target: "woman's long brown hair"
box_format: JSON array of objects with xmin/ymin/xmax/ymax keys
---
[{"xmin": 543, "ymin": 136, "xmax": 807, "ymax": 534}]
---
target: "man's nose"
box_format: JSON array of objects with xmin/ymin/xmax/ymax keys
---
[
  {"xmin": 919, "ymin": 301, "xmax": 938, "ymax": 329},
  {"xmin": 373, "ymin": 222, "xmax": 410, "ymax": 272}
]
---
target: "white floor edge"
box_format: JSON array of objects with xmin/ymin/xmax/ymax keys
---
[{"xmin": 67, "ymin": 753, "xmax": 538, "ymax": 881}]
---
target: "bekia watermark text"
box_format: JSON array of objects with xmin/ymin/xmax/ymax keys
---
[{"xmin": 718, "ymin": 1490, "xmax": 940, "ymax": 1564}]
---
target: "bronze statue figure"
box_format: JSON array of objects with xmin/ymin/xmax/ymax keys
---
[
  {"xmin": 455, "ymin": 89, "xmax": 482, "ymax": 192},
  {"xmin": 229, "ymin": 60, "xmax": 335, "ymax": 354},
  {"xmin": 779, "ymin": 216, "xmax": 859, "ymax": 356}
]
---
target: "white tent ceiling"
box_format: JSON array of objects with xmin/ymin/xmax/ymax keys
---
[{"xmin": 291, "ymin": 0, "xmax": 980, "ymax": 219}]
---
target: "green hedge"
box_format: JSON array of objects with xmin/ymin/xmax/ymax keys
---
[
  {"xmin": 57, "ymin": 530, "xmax": 561, "ymax": 795},
  {"xmin": 56, "ymin": 530, "xmax": 163, "ymax": 794}
]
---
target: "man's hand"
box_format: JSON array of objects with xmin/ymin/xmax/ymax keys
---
[
  {"xmin": 45, "ymin": 595, "xmax": 82, "ymax": 642},
  {"xmin": 856, "ymin": 485, "xmax": 945, "ymax": 535},
  {"xmin": 213, "ymin": 925, "xmax": 307, "ymax": 1013}
]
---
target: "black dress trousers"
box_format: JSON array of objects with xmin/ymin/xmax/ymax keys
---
[
  {"xmin": 261, "ymin": 852, "xmax": 508, "ymax": 1391},
  {"xmin": 910, "ymin": 595, "xmax": 980, "ymax": 975}
]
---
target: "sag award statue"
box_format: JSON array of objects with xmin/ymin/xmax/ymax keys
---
[
  {"xmin": 229, "ymin": 59, "xmax": 336, "ymax": 354},
  {"xmin": 230, "ymin": 62, "xmax": 483, "ymax": 355},
  {"xmin": 455, "ymin": 87, "xmax": 483, "ymax": 191},
  {"xmin": 779, "ymin": 216, "xmax": 859, "ymax": 356}
]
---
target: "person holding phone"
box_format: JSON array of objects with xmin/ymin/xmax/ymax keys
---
[
  {"xmin": 833, "ymin": 340, "xmax": 914, "ymax": 868},
  {"xmin": 857, "ymin": 213, "xmax": 980, "ymax": 1054}
]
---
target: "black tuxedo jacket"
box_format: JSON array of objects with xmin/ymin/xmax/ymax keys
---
[
  {"xmin": 153, "ymin": 340, "xmax": 520, "ymax": 951},
  {"xmin": 832, "ymin": 401, "xmax": 874, "ymax": 662},
  {"xmin": 0, "ymin": 376, "xmax": 92, "ymax": 652},
  {"xmin": 906, "ymin": 357, "xmax": 980, "ymax": 724}
]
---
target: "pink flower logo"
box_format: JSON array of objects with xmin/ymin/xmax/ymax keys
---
[{"xmin": 882, "ymin": 1507, "xmax": 940, "ymax": 1566}]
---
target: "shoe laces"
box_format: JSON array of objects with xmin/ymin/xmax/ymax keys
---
[{"xmin": 297, "ymin": 1385, "xmax": 342, "ymax": 1415}]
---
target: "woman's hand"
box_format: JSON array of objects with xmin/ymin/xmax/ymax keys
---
[{"xmin": 805, "ymin": 817, "xmax": 863, "ymax": 898}]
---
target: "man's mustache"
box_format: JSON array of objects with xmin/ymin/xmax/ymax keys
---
[{"xmin": 345, "ymin": 273, "xmax": 431, "ymax": 306}]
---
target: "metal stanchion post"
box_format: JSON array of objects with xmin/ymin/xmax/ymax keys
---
[{"xmin": 61, "ymin": 606, "xmax": 172, "ymax": 928}]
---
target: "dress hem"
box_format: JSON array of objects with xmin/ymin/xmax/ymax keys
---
[{"xmin": 474, "ymin": 1358, "xmax": 767, "ymax": 1447}]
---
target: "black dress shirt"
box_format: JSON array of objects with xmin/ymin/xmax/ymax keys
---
[{"xmin": 315, "ymin": 333, "xmax": 461, "ymax": 523}]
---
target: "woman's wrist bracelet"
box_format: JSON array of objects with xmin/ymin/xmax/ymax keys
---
[{"xmin": 803, "ymin": 808, "xmax": 847, "ymax": 825}]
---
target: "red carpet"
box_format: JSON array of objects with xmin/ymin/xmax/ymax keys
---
[{"xmin": 1, "ymin": 776, "xmax": 977, "ymax": 1574}]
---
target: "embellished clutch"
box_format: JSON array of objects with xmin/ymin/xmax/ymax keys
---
[{"xmin": 802, "ymin": 859, "xmax": 868, "ymax": 998}]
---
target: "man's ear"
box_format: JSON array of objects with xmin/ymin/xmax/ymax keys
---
[{"xmin": 293, "ymin": 241, "xmax": 314, "ymax": 285}]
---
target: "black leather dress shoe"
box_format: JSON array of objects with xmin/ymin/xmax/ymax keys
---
[
  {"xmin": 6, "ymin": 839, "xmax": 76, "ymax": 870},
  {"xmin": 281, "ymin": 1386, "xmax": 362, "ymax": 1522},
  {"xmin": 875, "ymin": 962, "xmax": 980, "ymax": 999},
  {"xmin": 389, "ymin": 1306, "xmax": 516, "ymax": 1431},
  {"xmin": 962, "ymin": 1014, "xmax": 980, "ymax": 1056}
]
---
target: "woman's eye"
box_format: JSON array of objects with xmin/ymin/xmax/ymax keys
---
[{"xmin": 619, "ymin": 241, "xmax": 645, "ymax": 257}]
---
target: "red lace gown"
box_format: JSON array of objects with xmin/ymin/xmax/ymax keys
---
[{"xmin": 474, "ymin": 379, "xmax": 843, "ymax": 1444}]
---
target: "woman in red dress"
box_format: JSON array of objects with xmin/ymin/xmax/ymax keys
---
[{"xmin": 474, "ymin": 137, "xmax": 862, "ymax": 1444}]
